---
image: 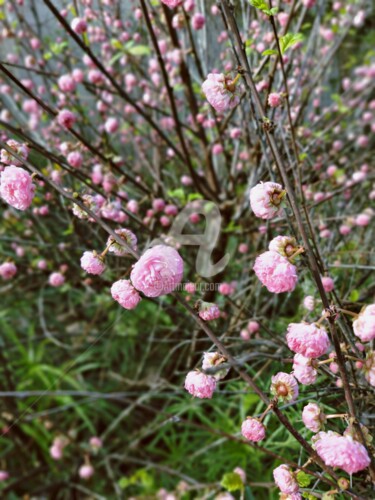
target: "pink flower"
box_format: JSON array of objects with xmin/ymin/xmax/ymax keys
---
[
  {"xmin": 270, "ymin": 372, "xmax": 299, "ymax": 402},
  {"xmin": 89, "ymin": 436, "xmax": 103, "ymax": 451},
  {"xmin": 131, "ymin": 245, "xmax": 184, "ymax": 298},
  {"xmin": 184, "ymin": 282, "xmax": 196, "ymax": 294},
  {"xmin": 201, "ymin": 73, "xmax": 240, "ymax": 113},
  {"xmin": 286, "ymin": 323, "xmax": 330, "ymax": 358},
  {"xmin": 313, "ymin": 431, "xmax": 371, "ymax": 474},
  {"xmin": 233, "ymin": 467, "xmax": 246, "ymax": 484},
  {"xmin": 78, "ymin": 464, "xmax": 94, "ymax": 479},
  {"xmin": 107, "ymin": 228, "xmax": 137, "ymax": 256},
  {"xmin": 67, "ymin": 151, "xmax": 83, "ymax": 168},
  {"xmin": 48, "ymin": 272, "xmax": 65, "ymax": 287},
  {"xmin": 161, "ymin": 0, "xmax": 183, "ymax": 8},
  {"xmin": 184, "ymin": 371, "xmax": 216, "ymax": 398},
  {"xmin": 249, "ymin": 182, "xmax": 285, "ymax": 219},
  {"xmin": 80, "ymin": 251, "xmax": 105, "ymax": 275},
  {"xmin": 0, "ymin": 166, "xmax": 35, "ymax": 210},
  {"xmin": 1, "ymin": 139, "xmax": 29, "ymax": 166},
  {"xmin": 218, "ymin": 282, "xmax": 235, "ymax": 295},
  {"xmin": 58, "ymin": 74, "xmax": 76, "ymax": 93},
  {"xmin": 71, "ymin": 17, "xmax": 88, "ymax": 35},
  {"xmin": 202, "ymin": 352, "xmax": 228, "ymax": 380},
  {"xmin": 302, "ymin": 403, "xmax": 325, "ymax": 432},
  {"xmin": 198, "ymin": 302, "xmax": 220, "ymax": 321},
  {"xmin": 104, "ymin": 117, "xmax": 119, "ymax": 134},
  {"xmin": 241, "ymin": 417, "xmax": 266, "ymax": 442},
  {"xmin": 268, "ymin": 92, "xmax": 282, "ymax": 108},
  {"xmin": 0, "ymin": 262, "xmax": 17, "ymax": 280},
  {"xmin": 353, "ymin": 304, "xmax": 375, "ymax": 342},
  {"xmin": 152, "ymin": 198, "xmax": 166, "ymax": 212},
  {"xmin": 321, "ymin": 276, "xmax": 334, "ymax": 292},
  {"xmin": 50, "ymin": 445, "xmax": 63, "ymax": 460},
  {"xmin": 268, "ymin": 235, "xmax": 298, "ymax": 258},
  {"xmin": 191, "ymin": 13, "xmax": 205, "ymax": 30},
  {"xmin": 253, "ymin": 251, "xmax": 298, "ymax": 294},
  {"xmin": 363, "ymin": 350, "xmax": 375, "ymax": 387},
  {"xmin": 248, "ymin": 320, "xmax": 260, "ymax": 334},
  {"xmin": 292, "ymin": 354, "xmax": 317, "ymax": 385},
  {"xmin": 0, "ymin": 471, "xmax": 9, "ymax": 481},
  {"xmin": 111, "ymin": 279, "xmax": 141, "ymax": 310},
  {"xmin": 273, "ymin": 464, "xmax": 299, "ymax": 494},
  {"xmin": 355, "ymin": 213, "xmax": 371, "ymax": 226},
  {"xmin": 303, "ymin": 295, "xmax": 315, "ymax": 311},
  {"xmin": 57, "ymin": 109, "xmax": 76, "ymax": 129}
]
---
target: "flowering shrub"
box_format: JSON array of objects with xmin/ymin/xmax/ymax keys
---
[{"xmin": 0, "ymin": 0, "xmax": 374, "ymax": 498}]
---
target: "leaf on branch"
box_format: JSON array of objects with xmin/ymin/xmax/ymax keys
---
[
  {"xmin": 279, "ymin": 33, "xmax": 304, "ymax": 54},
  {"xmin": 296, "ymin": 470, "xmax": 312, "ymax": 488},
  {"xmin": 249, "ymin": 1, "xmax": 278, "ymax": 15},
  {"xmin": 221, "ymin": 472, "xmax": 244, "ymax": 492},
  {"xmin": 262, "ymin": 49, "xmax": 278, "ymax": 56}
]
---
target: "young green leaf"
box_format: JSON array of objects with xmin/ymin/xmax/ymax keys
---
[{"xmin": 279, "ymin": 33, "xmax": 304, "ymax": 54}]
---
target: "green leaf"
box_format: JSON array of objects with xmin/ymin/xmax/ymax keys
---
[
  {"xmin": 279, "ymin": 33, "xmax": 304, "ymax": 54},
  {"xmin": 249, "ymin": 1, "xmax": 278, "ymax": 15},
  {"xmin": 127, "ymin": 45, "xmax": 151, "ymax": 56},
  {"xmin": 249, "ymin": 0, "xmax": 269, "ymax": 12},
  {"xmin": 262, "ymin": 49, "xmax": 278, "ymax": 56},
  {"xmin": 296, "ymin": 470, "xmax": 312, "ymax": 488},
  {"xmin": 349, "ymin": 289, "xmax": 360, "ymax": 302},
  {"xmin": 221, "ymin": 472, "xmax": 243, "ymax": 492}
]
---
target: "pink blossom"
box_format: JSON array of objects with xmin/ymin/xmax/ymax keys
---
[
  {"xmin": 212, "ymin": 143, "xmax": 223, "ymax": 155},
  {"xmin": 249, "ymin": 182, "xmax": 285, "ymax": 219},
  {"xmin": 111, "ymin": 279, "xmax": 141, "ymax": 310},
  {"xmin": 353, "ymin": 304, "xmax": 375, "ymax": 342},
  {"xmin": 80, "ymin": 251, "xmax": 105, "ymax": 275},
  {"xmin": 198, "ymin": 302, "xmax": 220, "ymax": 321},
  {"xmin": 241, "ymin": 417, "xmax": 266, "ymax": 442},
  {"xmin": 292, "ymin": 354, "xmax": 317, "ymax": 385},
  {"xmin": 57, "ymin": 109, "xmax": 76, "ymax": 129},
  {"xmin": 107, "ymin": 228, "xmax": 137, "ymax": 256},
  {"xmin": 270, "ymin": 372, "xmax": 299, "ymax": 402},
  {"xmin": 355, "ymin": 213, "xmax": 371, "ymax": 226},
  {"xmin": 303, "ymin": 295, "xmax": 315, "ymax": 311},
  {"xmin": 89, "ymin": 436, "xmax": 103, "ymax": 451},
  {"xmin": 192, "ymin": 13, "xmax": 205, "ymax": 30},
  {"xmin": 78, "ymin": 464, "xmax": 94, "ymax": 479},
  {"xmin": 104, "ymin": 117, "xmax": 119, "ymax": 134},
  {"xmin": 313, "ymin": 431, "xmax": 371, "ymax": 474},
  {"xmin": 184, "ymin": 371, "xmax": 216, "ymax": 398},
  {"xmin": 248, "ymin": 320, "xmax": 260, "ymax": 334},
  {"xmin": 286, "ymin": 323, "xmax": 330, "ymax": 358},
  {"xmin": 152, "ymin": 198, "xmax": 166, "ymax": 212},
  {"xmin": 71, "ymin": 17, "xmax": 88, "ymax": 35},
  {"xmin": 1, "ymin": 139, "xmax": 29, "ymax": 166},
  {"xmin": 218, "ymin": 282, "xmax": 235, "ymax": 295},
  {"xmin": 184, "ymin": 282, "xmax": 196, "ymax": 294},
  {"xmin": 130, "ymin": 245, "xmax": 184, "ymax": 297},
  {"xmin": 0, "ymin": 166, "xmax": 35, "ymax": 210},
  {"xmin": 321, "ymin": 276, "xmax": 334, "ymax": 292},
  {"xmin": 268, "ymin": 92, "xmax": 282, "ymax": 108},
  {"xmin": 58, "ymin": 74, "xmax": 76, "ymax": 93},
  {"xmin": 202, "ymin": 73, "xmax": 240, "ymax": 113},
  {"xmin": 273, "ymin": 464, "xmax": 299, "ymax": 494},
  {"xmin": 363, "ymin": 350, "xmax": 375, "ymax": 386},
  {"xmin": 50, "ymin": 445, "xmax": 63, "ymax": 460},
  {"xmin": 162, "ymin": 0, "xmax": 183, "ymax": 8},
  {"xmin": 253, "ymin": 251, "xmax": 298, "ymax": 294},
  {"xmin": 67, "ymin": 151, "xmax": 83, "ymax": 168},
  {"xmin": 268, "ymin": 235, "xmax": 297, "ymax": 258},
  {"xmin": 0, "ymin": 262, "xmax": 17, "ymax": 280},
  {"xmin": 302, "ymin": 403, "xmax": 325, "ymax": 432},
  {"xmin": 202, "ymin": 352, "xmax": 228, "ymax": 380},
  {"xmin": 48, "ymin": 272, "xmax": 65, "ymax": 287},
  {"xmin": 240, "ymin": 329, "xmax": 250, "ymax": 340},
  {"xmin": 0, "ymin": 471, "xmax": 9, "ymax": 481}
]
